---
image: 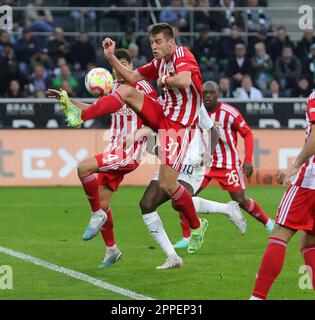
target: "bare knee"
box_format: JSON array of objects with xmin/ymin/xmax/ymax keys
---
[
  {"xmin": 77, "ymin": 157, "xmax": 99, "ymax": 177},
  {"xmin": 77, "ymin": 160, "xmax": 89, "ymax": 177},
  {"xmin": 139, "ymin": 196, "xmax": 157, "ymax": 214},
  {"xmin": 230, "ymin": 193, "xmax": 247, "ymax": 208},
  {"xmin": 117, "ymin": 84, "xmax": 133, "ymax": 101},
  {"xmin": 270, "ymin": 224, "xmax": 296, "ymax": 242},
  {"xmin": 100, "ymin": 198, "xmax": 110, "ymax": 210},
  {"xmin": 300, "ymin": 231, "xmax": 315, "ymax": 250},
  {"xmin": 158, "ymin": 180, "xmax": 178, "ymax": 196}
]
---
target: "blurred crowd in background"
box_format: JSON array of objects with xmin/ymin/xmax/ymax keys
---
[{"xmin": 0, "ymin": 0, "xmax": 315, "ymax": 99}]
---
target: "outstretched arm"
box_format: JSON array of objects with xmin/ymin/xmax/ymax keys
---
[{"xmin": 102, "ymin": 38, "xmax": 144, "ymax": 84}]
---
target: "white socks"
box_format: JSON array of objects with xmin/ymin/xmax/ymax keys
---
[
  {"xmin": 193, "ymin": 197, "xmax": 230, "ymax": 215},
  {"xmin": 143, "ymin": 211, "xmax": 177, "ymax": 258}
]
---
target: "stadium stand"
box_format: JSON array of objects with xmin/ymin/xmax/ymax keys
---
[{"xmin": 0, "ymin": 0, "xmax": 314, "ymax": 98}]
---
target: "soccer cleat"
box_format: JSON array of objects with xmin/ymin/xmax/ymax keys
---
[
  {"xmin": 59, "ymin": 90, "xmax": 83, "ymax": 128},
  {"xmin": 99, "ymin": 248, "xmax": 122, "ymax": 269},
  {"xmin": 82, "ymin": 210, "xmax": 107, "ymax": 241},
  {"xmin": 156, "ymin": 255, "xmax": 183, "ymax": 270},
  {"xmin": 265, "ymin": 218, "xmax": 275, "ymax": 234},
  {"xmin": 173, "ymin": 238, "xmax": 189, "ymax": 249},
  {"xmin": 187, "ymin": 218, "xmax": 208, "ymax": 254},
  {"xmin": 249, "ymin": 295, "xmax": 263, "ymax": 300},
  {"xmin": 227, "ymin": 201, "xmax": 247, "ymax": 235}
]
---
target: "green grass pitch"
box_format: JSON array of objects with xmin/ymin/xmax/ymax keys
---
[{"xmin": 0, "ymin": 185, "xmax": 314, "ymax": 300}]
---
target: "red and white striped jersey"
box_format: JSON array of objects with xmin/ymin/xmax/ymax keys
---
[
  {"xmin": 208, "ymin": 102, "xmax": 253, "ymax": 170},
  {"xmin": 137, "ymin": 46, "xmax": 202, "ymax": 127},
  {"xmin": 106, "ymin": 80, "xmax": 158, "ymax": 161},
  {"xmin": 291, "ymin": 92, "xmax": 315, "ymax": 189}
]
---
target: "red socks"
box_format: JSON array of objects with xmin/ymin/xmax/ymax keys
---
[
  {"xmin": 301, "ymin": 244, "xmax": 315, "ymax": 289},
  {"xmin": 244, "ymin": 198, "xmax": 270, "ymax": 225},
  {"xmin": 252, "ymin": 237, "xmax": 287, "ymax": 299},
  {"xmin": 171, "ymin": 185, "xmax": 200, "ymax": 229},
  {"xmin": 101, "ymin": 208, "xmax": 115, "ymax": 247},
  {"xmin": 179, "ymin": 212, "xmax": 191, "ymax": 238},
  {"xmin": 79, "ymin": 174, "xmax": 101, "ymax": 212},
  {"xmin": 82, "ymin": 92, "xmax": 124, "ymax": 121}
]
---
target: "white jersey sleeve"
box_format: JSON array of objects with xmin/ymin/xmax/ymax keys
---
[{"xmin": 198, "ymin": 103, "xmax": 213, "ymax": 130}]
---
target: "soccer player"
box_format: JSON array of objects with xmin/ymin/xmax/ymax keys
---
[
  {"xmin": 47, "ymin": 49, "xmax": 158, "ymax": 268},
  {"xmin": 139, "ymin": 108, "xmax": 247, "ymax": 249},
  {"xmin": 60, "ymin": 23, "xmax": 208, "ymax": 268},
  {"xmin": 250, "ymin": 92, "xmax": 315, "ymax": 300},
  {"xmin": 96, "ymin": 100, "xmax": 246, "ymax": 268},
  {"xmin": 173, "ymin": 81, "xmax": 274, "ymax": 248}
]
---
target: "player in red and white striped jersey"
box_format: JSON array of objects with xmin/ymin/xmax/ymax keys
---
[
  {"xmin": 48, "ymin": 49, "xmax": 158, "ymax": 268},
  {"xmin": 136, "ymin": 45, "xmax": 202, "ymax": 127},
  {"xmin": 55, "ymin": 24, "xmax": 208, "ymax": 268},
  {"xmin": 71, "ymin": 23, "xmax": 208, "ymax": 268},
  {"xmin": 250, "ymin": 92, "xmax": 315, "ymax": 300},
  {"xmin": 174, "ymin": 81, "xmax": 274, "ymax": 247},
  {"xmin": 102, "ymin": 78, "xmax": 154, "ymax": 165},
  {"xmin": 96, "ymin": 77, "xmax": 157, "ymax": 268}
]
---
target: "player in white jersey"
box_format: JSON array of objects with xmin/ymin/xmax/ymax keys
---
[
  {"xmin": 139, "ymin": 103, "xmax": 247, "ymax": 249},
  {"xmin": 250, "ymin": 92, "xmax": 315, "ymax": 300}
]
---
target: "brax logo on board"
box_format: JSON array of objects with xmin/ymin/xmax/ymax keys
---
[
  {"xmin": 6, "ymin": 103, "xmax": 35, "ymax": 116},
  {"xmin": 246, "ymin": 103, "xmax": 274, "ymax": 115},
  {"xmin": 293, "ymin": 102, "xmax": 307, "ymax": 115}
]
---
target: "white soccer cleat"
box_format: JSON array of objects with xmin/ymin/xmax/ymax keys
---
[
  {"xmin": 82, "ymin": 209, "xmax": 107, "ymax": 241},
  {"xmin": 227, "ymin": 201, "xmax": 247, "ymax": 235},
  {"xmin": 249, "ymin": 295, "xmax": 263, "ymax": 300},
  {"xmin": 99, "ymin": 247, "xmax": 122, "ymax": 269},
  {"xmin": 156, "ymin": 255, "xmax": 183, "ymax": 270}
]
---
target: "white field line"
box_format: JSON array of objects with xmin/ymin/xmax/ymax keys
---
[{"xmin": 0, "ymin": 246, "xmax": 154, "ymax": 300}]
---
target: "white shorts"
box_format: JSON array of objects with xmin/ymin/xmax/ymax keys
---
[
  {"xmin": 152, "ymin": 165, "xmax": 205, "ymax": 195},
  {"xmin": 152, "ymin": 126, "xmax": 206, "ymax": 194}
]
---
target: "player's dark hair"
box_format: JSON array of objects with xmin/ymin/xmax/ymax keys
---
[
  {"xmin": 115, "ymin": 48, "xmax": 131, "ymax": 63},
  {"xmin": 149, "ymin": 23, "xmax": 175, "ymax": 40}
]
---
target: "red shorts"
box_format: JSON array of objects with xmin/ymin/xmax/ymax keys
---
[
  {"xmin": 95, "ymin": 149, "xmax": 139, "ymax": 191},
  {"xmin": 201, "ymin": 167, "xmax": 246, "ymax": 192},
  {"xmin": 139, "ymin": 94, "xmax": 194, "ymax": 172},
  {"xmin": 276, "ymin": 185, "xmax": 315, "ymax": 236}
]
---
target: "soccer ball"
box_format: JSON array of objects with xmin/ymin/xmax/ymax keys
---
[{"xmin": 85, "ymin": 67, "xmax": 114, "ymax": 97}]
